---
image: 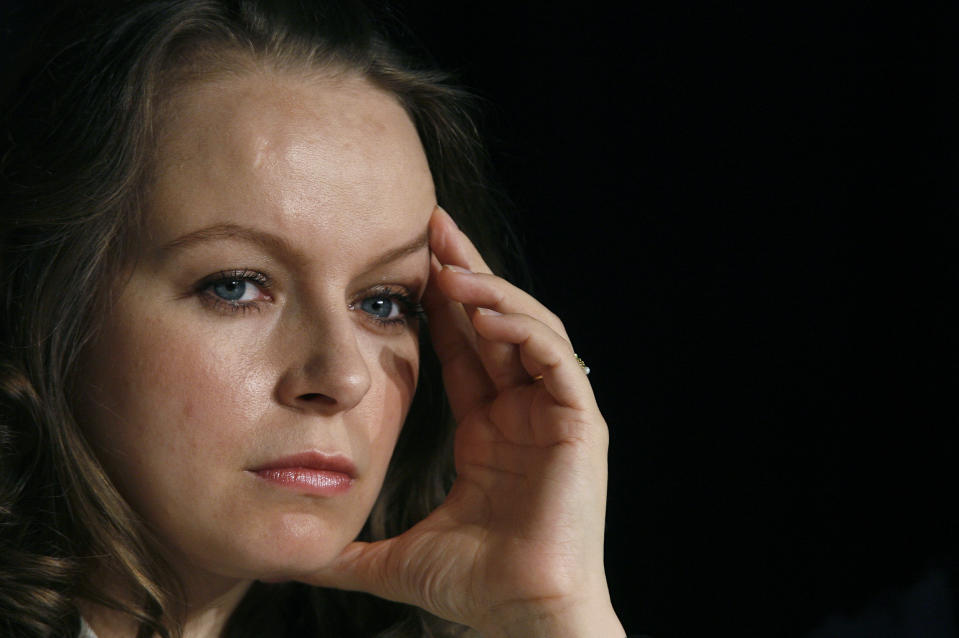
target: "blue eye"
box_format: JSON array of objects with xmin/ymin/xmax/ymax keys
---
[
  {"xmin": 352, "ymin": 287, "xmax": 424, "ymax": 328},
  {"xmin": 359, "ymin": 296, "xmax": 398, "ymax": 319},
  {"xmin": 197, "ymin": 270, "xmax": 272, "ymax": 314},
  {"xmin": 213, "ymin": 279, "xmax": 251, "ymax": 302}
]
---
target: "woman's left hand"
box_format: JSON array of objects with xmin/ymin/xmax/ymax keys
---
[{"xmin": 308, "ymin": 206, "xmax": 624, "ymax": 638}]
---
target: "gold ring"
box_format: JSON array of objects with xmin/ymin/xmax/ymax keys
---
[{"xmin": 574, "ymin": 353, "xmax": 590, "ymax": 376}]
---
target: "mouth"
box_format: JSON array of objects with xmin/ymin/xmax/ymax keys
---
[{"xmin": 249, "ymin": 452, "xmax": 356, "ymax": 496}]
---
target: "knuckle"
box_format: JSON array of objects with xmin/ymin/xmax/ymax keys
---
[{"xmin": 491, "ymin": 285, "xmax": 508, "ymax": 307}]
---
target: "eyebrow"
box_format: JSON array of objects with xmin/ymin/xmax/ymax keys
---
[{"xmin": 162, "ymin": 222, "xmax": 430, "ymax": 270}]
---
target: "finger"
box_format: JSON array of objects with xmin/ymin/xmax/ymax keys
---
[
  {"xmin": 430, "ymin": 262, "xmax": 543, "ymax": 392},
  {"xmin": 429, "ymin": 265, "xmax": 530, "ymax": 391},
  {"xmin": 474, "ymin": 330, "xmax": 529, "ymax": 391},
  {"xmin": 472, "ymin": 309, "xmax": 597, "ymax": 413},
  {"xmin": 435, "ymin": 261, "xmax": 571, "ymax": 391},
  {"xmin": 434, "ymin": 265, "xmax": 570, "ymax": 342},
  {"xmin": 426, "ymin": 266, "xmax": 528, "ymax": 396},
  {"xmin": 421, "ymin": 254, "xmax": 496, "ymax": 421},
  {"xmin": 429, "ymin": 205, "xmax": 494, "ymax": 275},
  {"xmin": 429, "ymin": 206, "xmax": 574, "ymax": 394}
]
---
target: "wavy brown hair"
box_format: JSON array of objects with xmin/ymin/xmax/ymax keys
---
[{"xmin": 0, "ymin": 1, "xmax": 521, "ymax": 636}]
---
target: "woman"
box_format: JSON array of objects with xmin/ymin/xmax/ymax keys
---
[{"xmin": 0, "ymin": 1, "xmax": 626, "ymax": 636}]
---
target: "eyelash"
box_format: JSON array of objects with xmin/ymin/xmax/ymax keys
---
[{"xmin": 196, "ymin": 271, "xmax": 425, "ymax": 328}]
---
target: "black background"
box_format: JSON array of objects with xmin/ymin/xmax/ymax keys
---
[
  {"xmin": 4, "ymin": 2, "xmax": 958, "ymax": 636},
  {"xmin": 398, "ymin": 3, "xmax": 959, "ymax": 637}
]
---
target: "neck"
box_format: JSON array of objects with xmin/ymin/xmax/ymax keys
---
[{"xmin": 79, "ymin": 577, "xmax": 253, "ymax": 638}]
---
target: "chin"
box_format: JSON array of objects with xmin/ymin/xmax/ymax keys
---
[
  {"xmin": 237, "ymin": 511, "xmax": 363, "ymax": 579},
  {"xmin": 164, "ymin": 516, "xmax": 362, "ymax": 589}
]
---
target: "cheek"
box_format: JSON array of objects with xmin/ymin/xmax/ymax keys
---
[
  {"xmin": 78, "ymin": 306, "xmax": 272, "ymax": 502},
  {"xmin": 360, "ymin": 337, "xmax": 420, "ymax": 472},
  {"xmin": 169, "ymin": 342, "xmax": 269, "ymax": 448}
]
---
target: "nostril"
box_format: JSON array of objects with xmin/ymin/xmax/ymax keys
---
[{"xmin": 299, "ymin": 392, "xmax": 334, "ymax": 404}]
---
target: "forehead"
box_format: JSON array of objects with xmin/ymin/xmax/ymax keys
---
[{"xmin": 147, "ymin": 69, "xmax": 435, "ymax": 259}]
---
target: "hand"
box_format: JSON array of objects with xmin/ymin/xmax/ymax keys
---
[{"xmin": 307, "ymin": 207, "xmax": 624, "ymax": 638}]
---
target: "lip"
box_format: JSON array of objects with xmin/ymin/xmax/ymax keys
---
[{"xmin": 249, "ymin": 452, "xmax": 356, "ymax": 496}]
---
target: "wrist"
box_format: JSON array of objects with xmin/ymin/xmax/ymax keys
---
[{"xmin": 475, "ymin": 594, "xmax": 625, "ymax": 638}]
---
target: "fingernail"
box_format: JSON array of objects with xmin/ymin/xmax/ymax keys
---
[
  {"xmin": 476, "ymin": 307, "xmax": 501, "ymax": 316},
  {"xmin": 443, "ymin": 264, "xmax": 473, "ymax": 274}
]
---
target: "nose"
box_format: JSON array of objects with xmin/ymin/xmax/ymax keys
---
[{"xmin": 275, "ymin": 309, "xmax": 372, "ymax": 414}]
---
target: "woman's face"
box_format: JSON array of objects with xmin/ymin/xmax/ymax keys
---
[{"xmin": 77, "ymin": 70, "xmax": 435, "ymax": 589}]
